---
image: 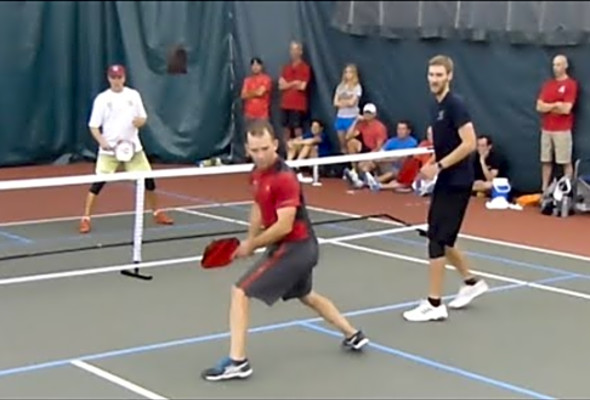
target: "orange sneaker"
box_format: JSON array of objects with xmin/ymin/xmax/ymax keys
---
[
  {"xmin": 153, "ymin": 210, "xmax": 174, "ymax": 225},
  {"xmin": 79, "ymin": 217, "xmax": 91, "ymax": 234}
]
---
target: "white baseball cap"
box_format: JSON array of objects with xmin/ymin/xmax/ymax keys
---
[{"xmin": 363, "ymin": 103, "xmax": 377, "ymax": 114}]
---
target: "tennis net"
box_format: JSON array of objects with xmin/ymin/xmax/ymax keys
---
[{"xmin": 0, "ymin": 147, "xmax": 431, "ymax": 283}]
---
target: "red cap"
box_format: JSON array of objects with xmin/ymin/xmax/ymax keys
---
[{"xmin": 108, "ymin": 64, "xmax": 126, "ymax": 78}]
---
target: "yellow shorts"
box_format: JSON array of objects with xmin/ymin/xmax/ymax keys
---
[{"xmin": 95, "ymin": 151, "xmax": 152, "ymax": 175}]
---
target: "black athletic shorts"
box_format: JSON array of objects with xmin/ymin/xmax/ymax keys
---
[
  {"xmin": 427, "ymin": 184, "xmax": 471, "ymax": 248},
  {"xmin": 281, "ymin": 109, "xmax": 306, "ymax": 131},
  {"xmin": 236, "ymin": 237, "xmax": 319, "ymax": 306}
]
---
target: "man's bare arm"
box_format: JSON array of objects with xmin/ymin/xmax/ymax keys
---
[
  {"xmin": 250, "ymin": 207, "xmax": 296, "ymax": 249},
  {"xmin": 345, "ymin": 117, "xmax": 362, "ymax": 141},
  {"xmin": 552, "ymin": 101, "xmax": 574, "ymax": 115},
  {"xmin": 279, "ymin": 77, "xmax": 295, "ymax": 91},
  {"xmin": 479, "ymin": 159, "xmax": 498, "ymax": 181},
  {"xmin": 247, "ymin": 203, "xmax": 263, "ymax": 241},
  {"xmin": 438, "ymin": 122, "xmax": 477, "ymax": 169},
  {"xmin": 90, "ymin": 127, "xmax": 110, "ymax": 149}
]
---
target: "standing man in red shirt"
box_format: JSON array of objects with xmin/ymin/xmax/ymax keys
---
[
  {"xmin": 201, "ymin": 121, "xmax": 369, "ymax": 382},
  {"xmin": 279, "ymin": 41, "xmax": 311, "ymax": 144},
  {"xmin": 241, "ymin": 57, "xmax": 272, "ymax": 125},
  {"xmin": 536, "ymin": 54, "xmax": 578, "ymax": 192}
]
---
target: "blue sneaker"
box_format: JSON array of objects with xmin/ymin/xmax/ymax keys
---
[{"xmin": 201, "ymin": 357, "xmax": 253, "ymax": 381}]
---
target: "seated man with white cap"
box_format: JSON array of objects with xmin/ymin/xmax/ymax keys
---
[
  {"xmin": 79, "ymin": 64, "xmax": 174, "ymax": 234},
  {"xmin": 342, "ymin": 103, "xmax": 388, "ymax": 188}
]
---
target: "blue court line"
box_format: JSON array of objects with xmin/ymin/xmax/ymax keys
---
[
  {"xmin": 126, "ymin": 182, "xmax": 584, "ymax": 280},
  {"xmin": 321, "ymin": 223, "xmax": 590, "ymax": 280},
  {"xmin": 0, "ymin": 273, "xmax": 575, "ymax": 380},
  {"xmin": 184, "ymin": 199, "xmax": 589, "ymax": 280},
  {"xmin": 199, "ymin": 201, "xmax": 590, "ymax": 280},
  {"xmin": 1, "ymin": 201, "xmax": 586, "ymax": 284},
  {"xmin": 299, "ymin": 322, "xmax": 555, "ymax": 400},
  {"xmin": 0, "ymin": 230, "xmax": 34, "ymax": 245},
  {"xmin": 120, "ymin": 182, "xmax": 243, "ymax": 208}
]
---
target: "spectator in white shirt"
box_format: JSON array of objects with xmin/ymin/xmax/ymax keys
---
[
  {"xmin": 333, "ymin": 64, "xmax": 362, "ymax": 154},
  {"xmin": 79, "ymin": 64, "xmax": 173, "ymax": 234}
]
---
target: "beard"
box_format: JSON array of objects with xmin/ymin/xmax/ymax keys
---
[{"xmin": 429, "ymin": 81, "xmax": 448, "ymax": 96}]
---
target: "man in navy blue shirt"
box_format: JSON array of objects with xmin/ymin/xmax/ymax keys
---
[{"xmin": 403, "ymin": 55, "xmax": 489, "ymax": 322}]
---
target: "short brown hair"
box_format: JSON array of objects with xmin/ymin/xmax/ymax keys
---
[
  {"xmin": 246, "ymin": 119, "xmax": 276, "ymax": 139},
  {"xmin": 429, "ymin": 55, "xmax": 454, "ymax": 74}
]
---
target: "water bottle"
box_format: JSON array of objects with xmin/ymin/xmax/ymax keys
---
[{"xmin": 561, "ymin": 196, "xmax": 570, "ymax": 217}]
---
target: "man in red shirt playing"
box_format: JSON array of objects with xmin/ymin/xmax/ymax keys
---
[
  {"xmin": 279, "ymin": 41, "xmax": 311, "ymax": 143},
  {"xmin": 536, "ymin": 54, "xmax": 578, "ymax": 192},
  {"xmin": 241, "ymin": 57, "xmax": 272, "ymax": 124},
  {"xmin": 201, "ymin": 121, "xmax": 369, "ymax": 382}
]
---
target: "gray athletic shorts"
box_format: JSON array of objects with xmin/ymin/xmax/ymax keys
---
[{"xmin": 235, "ymin": 237, "xmax": 319, "ymax": 306}]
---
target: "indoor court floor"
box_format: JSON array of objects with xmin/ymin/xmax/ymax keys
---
[{"xmin": 0, "ymin": 202, "xmax": 588, "ymax": 399}]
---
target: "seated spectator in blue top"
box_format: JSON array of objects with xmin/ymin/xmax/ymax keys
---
[
  {"xmin": 288, "ymin": 119, "xmax": 332, "ymax": 182},
  {"xmin": 352, "ymin": 120, "xmax": 418, "ymax": 188},
  {"xmin": 287, "ymin": 119, "xmax": 331, "ymax": 160}
]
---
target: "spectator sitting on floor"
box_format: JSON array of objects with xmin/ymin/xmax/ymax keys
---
[
  {"xmin": 288, "ymin": 119, "xmax": 332, "ymax": 183},
  {"xmin": 342, "ymin": 103, "xmax": 388, "ymax": 188},
  {"xmin": 473, "ymin": 135, "xmax": 504, "ymax": 196},
  {"xmin": 355, "ymin": 120, "xmax": 418, "ymax": 189},
  {"xmin": 364, "ymin": 125, "xmax": 436, "ymax": 192}
]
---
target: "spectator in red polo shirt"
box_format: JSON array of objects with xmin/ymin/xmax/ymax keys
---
[
  {"xmin": 241, "ymin": 57, "xmax": 272, "ymax": 125},
  {"xmin": 345, "ymin": 103, "xmax": 388, "ymax": 155},
  {"xmin": 342, "ymin": 103, "xmax": 388, "ymax": 188},
  {"xmin": 278, "ymin": 41, "xmax": 311, "ymax": 143},
  {"xmin": 536, "ymin": 54, "xmax": 578, "ymax": 192}
]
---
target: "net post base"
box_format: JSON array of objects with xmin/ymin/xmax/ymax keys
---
[
  {"xmin": 312, "ymin": 164, "xmax": 322, "ymax": 187},
  {"xmin": 120, "ymin": 262, "xmax": 153, "ymax": 281}
]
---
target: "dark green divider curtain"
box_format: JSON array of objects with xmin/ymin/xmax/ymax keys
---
[
  {"xmin": 2, "ymin": 1, "xmax": 590, "ymax": 193},
  {"xmin": 233, "ymin": 1, "xmax": 590, "ymax": 193},
  {"xmin": 0, "ymin": 1, "xmax": 232, "ymax": 167}
]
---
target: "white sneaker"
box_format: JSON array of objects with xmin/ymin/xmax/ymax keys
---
[
  {"xmin": 343, "ymin": 168, "xmax": 364, "ymax": 189},
  {"xmin": 364, "ymin": 172, "xmax": 381, "ymax": 192},
  {"xmin": 403, "ymin": 300, "xmax": 448, "ymax": 322},
  {"xmin": 297, "ymin": 173, "xmax": 314, "ymax": 184},
  {"xmin": 448, "ymin": 280, "xmax": 489, "ymax": 309}
]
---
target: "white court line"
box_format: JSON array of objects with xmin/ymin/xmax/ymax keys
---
[
  {"xmin": 306, "ymin": 205, "xmax": 590, "ymax": 263},
  {"xmin": 0, "ymin": 256, "xmax": 202, "ymax": 286},
  {"xmin": 176, "ymin": 207, "xmax": 428, "ymax": 242},
  {"xmin": 70, "ymin": 360, "xmax": 167, "ymax": 400},
  {"xmin": 458, "ymin": 233, "xmax": 590, "ymax": 263},
  {"xmin": 1, "ymin": 205, "xmax": 586, "ymax": 301},
  {"xmin": 0, "ymin": 220, "xmax": 418, "ymax": 286},
  {"xmin": 332, "ymin": 241, "xmax": 590, "ymax": 301},
  {"xmin": 0, "ymin": 200, "xmax": 251, "ymax": 228},
  {"xmin": 178, "ymin": 208, "xmax": 590, "ymax": 302}
]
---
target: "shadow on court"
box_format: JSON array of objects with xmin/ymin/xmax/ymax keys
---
[{"xmin": 0, "ymin": 205, "xmax": 588, "ymax": 399}]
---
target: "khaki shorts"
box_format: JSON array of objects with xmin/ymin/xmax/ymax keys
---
[
  {"xmin": 540, "ymin": 130, "xmax": 572, "ymax": 165},
  {"xmin": 95, "ymin": 150, "xmax": 152, "ymax": 174}
]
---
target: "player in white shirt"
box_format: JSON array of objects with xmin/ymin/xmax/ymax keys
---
[{"xmin": 79, "ymin": 64, "xmax": 173, "ymax": 234}]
